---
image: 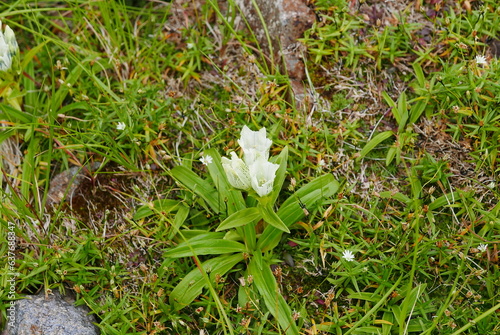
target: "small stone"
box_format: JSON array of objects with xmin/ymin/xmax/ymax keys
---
[
  {"xmin": 46, "ymin": 162, "xmax": 101, "ymax": 206},
  {"xmin": 5, "ymin": 290, "xmax": 99, "ymax": 335},
  {"xmin": 487, "ymin": 37, "xmax": 500, "ymax": 57}
]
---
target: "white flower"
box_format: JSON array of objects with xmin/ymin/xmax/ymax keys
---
[
  {"xmin": 248, "ymin": 157, "xmax": 279, "ymax": 197},
  {"xmin": 475, "ymin": 55, "xmax": 487, "ymax": 66},
  {"xmin": 478, "ymin": 244, "xmax": 488, "ymax": 252},
  {"xmin": 116, "ymin": 122, "xmax": 126, "ymax": 130},
  {"xmin": 221, "ymin": 152, "xmax": 251, "ymax": 190},
  {"xmin": 238, "ymin": 125, "xmax": 272, "ymax": 165},
  {"xmin": 0, "ymin": 21, "xmax": 18, "ymax": 71},
  {"xmin": 222, "ymin": 126, "xmax": 279, "ymax": 197},
  {"xmin": 200, "ymin": 155, "xmax": 213, "ymax": 166},
  {"xmin": 342, "ymin": 250, "xmax": 355, "ymax": 262}
]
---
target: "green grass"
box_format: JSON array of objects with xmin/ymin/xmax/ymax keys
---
[{"xmin": 1, "ymin": 0, "xmax": 500, "ymax": 334}]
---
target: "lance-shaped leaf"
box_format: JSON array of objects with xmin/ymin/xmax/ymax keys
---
[
  {"xmin": 133, "ymin": 199, "xmax": 181, "ymax": 220},
  {"xmin": 258, "ymin": 174, "xmax": 339, "ymax": 252},
  {"xmin": 357, "ymin": 131, "xmax": 394, "ymax": 161},
  {"xmin": 248, "ymin": 254, "xmax": 299, "ymax": 334},
  {"xmin": 269, "ymin": 146, "xmax": 288, "ymax": 206},
  {"xmin": 260, "ymin": 203, "xmax": 289, "ymax": 233},
  {"xmin": 216, "ymin": 207, "xmax": 262, "ymax": 231},
  {"xmin": 164, "ymin": 239, "xmax": 246, "ymax": 258},
  {"xmin": 170, "ymin": 253, "xmax": 244, "ymax": 310},
  {"xmin": 170, "ymin": 165, "xmax": 222, "ymax": 213}
]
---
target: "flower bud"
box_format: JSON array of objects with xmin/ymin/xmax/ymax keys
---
[
  {"xmin": 237, "ymin": 125, "xmax": 272, "ymax": 165},
  {"xmin": 221, "ymin": 152, "xmax": 251, "ymax": 190},
  {"xmin": 0, "ymin": 21, "xmax": 18, "ymax": 71}
]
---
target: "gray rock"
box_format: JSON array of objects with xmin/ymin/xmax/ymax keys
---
[
  {"xmin": 235, "ymin": 0, "xmax": 316, "ymax": 104},
  {"xmin": 5, "ymin": 290, "xmax": 99, "ymax": 335},
  {"xmin": 46, "ymin": 162, "xmax": 101, "ymax": 207}
]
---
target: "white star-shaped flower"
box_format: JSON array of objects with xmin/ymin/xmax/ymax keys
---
[
  {"xmin": 200, "ymin": 155, "xmax": 213, "ymax": 166},
  {"xmin": 475, "ymin": 55, "xmax": 487, "ymax": 66},
  {"xmin": 342, "ymin": 250, "xmax": 355, "ymax": 262},
  {"xmin": 116, "ymin": 122, "xmax": 126, "ymax": 130},
  {"xmin": 478, "ymin": 244, "xmax": 488, "ymax": 253}
]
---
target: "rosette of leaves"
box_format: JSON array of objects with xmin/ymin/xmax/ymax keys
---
[{"xmin": 137, "ymin": 132, "xmax": 339, "ymax": 334}]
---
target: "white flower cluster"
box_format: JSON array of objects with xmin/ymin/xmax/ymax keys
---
[
  {"xmin": 222, "ymin": 126, "xmax": 279, "ymax": 197},
  {"xmin": 0, "ymin": 21, "xmax": 18, "ymax": 71}
]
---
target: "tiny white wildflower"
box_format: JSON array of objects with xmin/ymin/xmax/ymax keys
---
[
  {"xmin": 478, "ymin": 244, "xmax": 488, "ymax": 252},
  {"xmin": 475, "ymin": 55, "xmax": 487, "ymax": 66},
  {"xmin": 200, "ymin": 155, "xmax": 213, "ymax": 166},
  {"xmin": 116, "ymin": 122, "xmax": 126, "ymax": 130},
  {"xmin": 342, "ymin": 250, "xmax": 355, "ymax": 262}
]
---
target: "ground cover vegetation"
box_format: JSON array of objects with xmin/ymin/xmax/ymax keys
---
[{"xmin": 0, "ymin": 0, "xmax": 499, "ymax": 333}]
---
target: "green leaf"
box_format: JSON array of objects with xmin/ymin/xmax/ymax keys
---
[
  {"xmin": 216, "ymin": 207, "xmax": 262, "ymax": 231},
  {"xmin": 348, "ymin": 292, "xmax": 383, "ymax": 302},
  {"xmin": 428, "ymin": 192, "xmax": 461, "ymax": 211},
  {"xmin": 164, "ymin": 239, "xmax": 246, "ymax": 258},
  {"xmin": 394, "ymin": 284, "xmax": 426, "ymax": 330},
  {"xmin": 205, "ymin": 148, "xmax": 246, "ymax": 214},
  {"xmin": 20, "ymin": 40, "xmax": 49, "ymax": 71},
  {"xmin": 260, "ymin": 203, "xmax": 290, "ymax": 233},
  {"xmin": 382, "ymin": 91, "xmax": 397, "ymax": 108},
  {"xmin": 412, "ymin": 62, "xmax": 425, "ymax": 87},
  {"xmin": 386, "ymin": 146, "xmax": 397, "ymax": 166},
  {"xmin": 344, "ymin": 276, "xmax": 403, "ymax": 335},
  {"xmin": 169, "ymin": 253, "xmax": 244, "ymax": 310},
  {"xmin": 378, "ymin": 191, "xmax": 411, "ymax": 204},
  {"xmin": 248, "ymin": 256, "xmax": 299, "ymax": 335},
  {"xmin": 409, "ymin": 98, "xmax": 427, "ymax": 124},
  {"xmin": 0, "ymin": 103, "xmax": 32, "ymax": 123},
  {"xmin": 169, "ymin": 204, "xmax": 190, "ymax": 239},
  {"xmin": 58, "ymin": 102, "xmax": 91, "ymax": 116},
  {"xmin": 52, "ymin": 64, "xmax": 84, "ymax": 110},
  {"xmin": 269, "ymin": 146, "xmax": 288, "ymax": 206},
  {"xmin": 257, "ymin": 174, "xmax": 339, "ymax": 252},
  {"xmin": 409, "ymin": 167, "xmax": 422, "ymax": 200},
  {"xmin": 176, "ymin": 231, "xmax": 225, "ymax": 241},
  {"xmin": 170, "ymin": 165, "xmax": 222, "ymax": 213},
  {"xmin": 133, "ymin": 199, "xmax": 181, "ymax": 220},
  {"xmin": 397, "ymin": 92, "xmax": 409, "ymax": 132},
  {"xmin": 357, "ymin": 131, "xmax": 394, "ymax": 161}
]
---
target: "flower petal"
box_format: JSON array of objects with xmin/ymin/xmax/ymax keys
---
[
  {"xmin": 238, "ymin": 126, "xmax": 272, "ymax": 164},
  {"xmin": 249, "ymin": 158, "xmax": 279, "ymax": 197},
  {"xmin": 222, "ymin": 152, "xmax": 251, "ymax": 190}
]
